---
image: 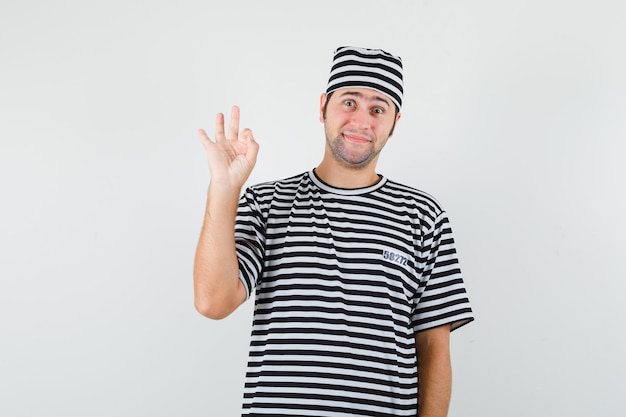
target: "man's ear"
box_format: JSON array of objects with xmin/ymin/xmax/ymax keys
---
[
  {"xmin": 319, "ymin": 93, "xmax": 327, "ymax": 123},
  {"xmin": 388, "ymin": 111, "xmax": 402, "ymax": 138}
]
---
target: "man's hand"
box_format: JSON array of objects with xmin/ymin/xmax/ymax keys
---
[{"xmin": 198, "ymin": 105, "xmax": 259, "ymax": 189}]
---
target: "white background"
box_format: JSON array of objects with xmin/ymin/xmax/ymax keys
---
[{"xmin": 1, "ymin": 0, "xmax": 625, "ymax": 416}]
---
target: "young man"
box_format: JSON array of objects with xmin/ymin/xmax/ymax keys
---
[{"xmin": 194, "ymin": 46, "xmax": 474, "ymax": 417}]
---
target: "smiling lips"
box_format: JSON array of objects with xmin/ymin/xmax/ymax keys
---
[{"xmin": 342, "ymin": 132, "xmax": 372, "ymax": 143}]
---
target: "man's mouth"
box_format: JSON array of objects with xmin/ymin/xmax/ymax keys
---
[{"xmin": 342, "ymin": 133, "xmax": 371, "ymax": 144}]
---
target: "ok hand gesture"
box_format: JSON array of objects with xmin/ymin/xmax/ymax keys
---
[{"xmin": 198, "ymin": 106, "xmax": 259, "ymax": 189}]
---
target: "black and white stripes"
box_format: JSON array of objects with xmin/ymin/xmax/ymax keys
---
[
  {"xmin": 235, "ymin": 170, "xmax": 473, "ymax": 416},
  {"xmin": 326, "ymin": 46, "xmax": 404, "ymax": 110}
]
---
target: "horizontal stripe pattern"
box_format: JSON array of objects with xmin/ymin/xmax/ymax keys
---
[
  {"xmin": 326, "ymin": 46, "xmax": 404, "ymax": 110},
  {"xmin": 235, "ymin": 170, "xmax": 473, "ymax": 416}
]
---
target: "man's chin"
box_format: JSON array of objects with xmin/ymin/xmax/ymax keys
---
[{"xmin": 334, "ymin": 153, "xmax": 374, "ymax": 170}]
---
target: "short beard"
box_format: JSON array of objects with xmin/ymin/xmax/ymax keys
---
[{"xmin": 324, "ymin": 126, "xmax": 384, "ymax": 170}]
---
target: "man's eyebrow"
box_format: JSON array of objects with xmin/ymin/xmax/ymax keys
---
[{"xmin": 338, "ymin": 91, "xmax": 391, "ymax": 107}]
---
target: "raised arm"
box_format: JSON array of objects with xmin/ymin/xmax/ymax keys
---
[{"xmin": 193, "ymin": 106, "xmax": 259, "ymax": 320}]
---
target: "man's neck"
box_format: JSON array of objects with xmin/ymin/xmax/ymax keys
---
[{"xmin": 314, "ymin": 160, "xmax": 381, "ymax": 189}]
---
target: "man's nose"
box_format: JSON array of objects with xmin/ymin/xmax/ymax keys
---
[{"xmin": 350, "ymin": 108, "xmax": 370, "ymax": 129}]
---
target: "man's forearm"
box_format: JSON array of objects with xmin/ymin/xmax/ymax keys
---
[
  {"xmin": 193, "ymin": 182, "xmax": 246, "ymax": 319},
  {"xmin": 416, "ymin": 326, "xmax": 452, "ymax": 417}
]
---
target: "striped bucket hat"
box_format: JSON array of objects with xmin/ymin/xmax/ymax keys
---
[{"xmin": 326, "ymin": 46, "xmax": 404, "ymax": 110}]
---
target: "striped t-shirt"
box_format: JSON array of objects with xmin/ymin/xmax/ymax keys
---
[{"xmin": 235, "ymin": 170, "xmax": 473, "ymax": 416}]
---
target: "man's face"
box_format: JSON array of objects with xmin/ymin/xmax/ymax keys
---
[{"xmin": 320, "ymin": 88, "xmax": 401, "ymax": 170}]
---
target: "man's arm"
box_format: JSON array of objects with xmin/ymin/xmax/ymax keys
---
[
  {"xmin": 193, "ymin": 106, "xmax": 259, "ymax": 320},
  {"xmin": 415, "ymin": 324, "xmax": 452, "ymax": 417}
]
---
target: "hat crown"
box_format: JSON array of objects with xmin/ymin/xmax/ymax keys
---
[{"xmin": 326, "ymin": 46, "xmax": 403, "ymax": 110}]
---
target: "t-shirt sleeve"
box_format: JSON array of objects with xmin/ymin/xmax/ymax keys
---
[
  {"xmin": 234, "ymin": 188, "xmax": 266, "ymax": 300},
  {"xmin": 412, "ymin": 210, "xmax": 474, "ymax": 333}
]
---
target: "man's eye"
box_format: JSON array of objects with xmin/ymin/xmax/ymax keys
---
[
  {"xmin": 372, "ymin": 107, "xmax": 384, "ymax": 114},
  {"xmin": 344, "ymin": 100, "xmax": 355, "ymax": 107}
]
